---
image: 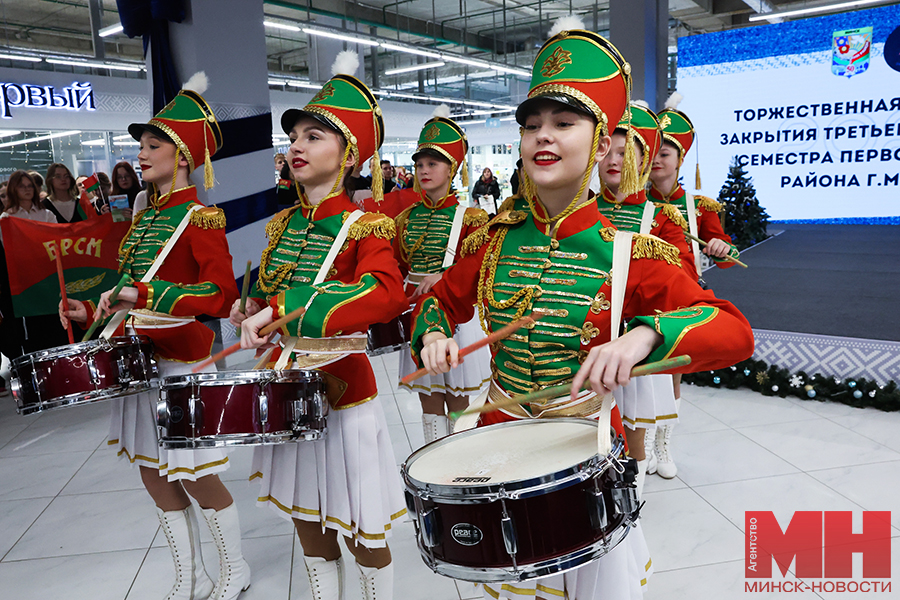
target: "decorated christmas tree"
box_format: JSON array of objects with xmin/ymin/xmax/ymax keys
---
[{"xmin": 719, "ymin": 156, "xmax": 769, "ymax": 249}]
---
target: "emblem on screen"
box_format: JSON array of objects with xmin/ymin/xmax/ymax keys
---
[
  {"xmin": 451, "ymin": 523, "xmax": 483, "ymax": 546},
  {"xmin": 832, "ymin": 27, "xmax": 871, "ymax": 78}
]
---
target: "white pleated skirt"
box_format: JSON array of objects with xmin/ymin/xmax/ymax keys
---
[
  {"xmin": 481, "ymin": 522, "xmax": 653, "ymax": 600},
  {"xmin": 615, "ymin": 374, "xmax": 678, "ymax": 430},
  {"xmin": 108, "ymin": 358, "xmax": 230, "ymax": 482},
  {"xmin": 249, "ymin": 395, "xmax": 407, "ymax": 549},
  {"xmin": 398, "ymin": 315, "xmax": 492, "ymax": 396}
]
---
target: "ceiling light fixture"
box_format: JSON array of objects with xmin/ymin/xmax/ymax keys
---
[
  {"xmin": 0, "ymin": 53, "xmax": 41, "ymax": 63},
  {"xmin": 264, "ymin": 20, "xmax": 302, "ymax": 32},
  {"xmin": 379, "ymin": 42, "xmax": 442, "ymax": 60},
  {"xmin": 303, "ymin": 27, "xmax": 380, "ymax": 46},
  {"xmin": 46, "ymin": 58, "xmax": 143, "ymax": 72},
  {"xmin": 748, "ymin": 0, "xmax": 885, "ymax": 21},
  {"xmin": 98, "ymin": 23, "xmax": 124, "ymax": 37},
  {"xmin": 0, "ymin": 130, "xmax": 81, "ymax": 149},
  {"xmin": 384, "ymin": 61, "xmax": 445, "ymax": 75}
]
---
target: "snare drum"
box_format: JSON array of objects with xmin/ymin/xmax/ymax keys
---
[
  {"xmin": 402, "ymin": 419, "xmax": 639, "ymax": 583},
  {"xmin": 157, "ymin": 369, "xmax": 328, "ymax": 448},
  {"xmin": 366, "ymin": 310, "xmax": 411, "ymax": 356},
  {"xmin": 10, "ymin": 336, "xmax": 157, "ymax": 415}
]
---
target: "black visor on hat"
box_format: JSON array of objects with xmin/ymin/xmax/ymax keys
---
[
  {"xmin": 280, "ymin": 108, "xmax": 343, "ymax": 138},
  {"xmin": 128, "ymin": 122, "xmax": 172, "ymax": 144},
  {"xmin": 411, "ymin": 147, "xmax": 451, "ymax": 165},
  {"xmin": 515, "ymin": 93, "xmax": 593, "ymax": 126}
]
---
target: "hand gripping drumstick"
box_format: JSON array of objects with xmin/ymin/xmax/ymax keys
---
[
  {"xmin": 192, "ymin": 306, "xmax": 306, "ymax": 373},
  {"xmin": 399, "ymin": 315, "xmax": 536, "ymax": 385},
  {"xmin": 81, "ymin": 274, "xmax": 131, "ymax": 342},
  {"xmin": 684, "ymin": 232, "xmax": 748, "ymax": 268},
  {"xmin": 448, "ymin": 355, "xmax": 692, "ymax": 420},
  {"xmin": 54, "ymin": 241, "xmax": 74, "ymax": 344}
]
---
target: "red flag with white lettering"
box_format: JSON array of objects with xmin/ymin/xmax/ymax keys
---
[{"xmin": 0, "ymin": 214, "xmax": 130, "ymax": 317}]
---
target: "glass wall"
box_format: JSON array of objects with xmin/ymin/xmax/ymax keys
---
[{"xmin": 0, "ymin": 129, "xmax": 141, "ymax": 186}]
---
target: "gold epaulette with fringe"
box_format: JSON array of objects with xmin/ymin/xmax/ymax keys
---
[
  {"xmin": 599, "ymin": 226, "xmax": 617, "ymax": 243},
  {"xmin": 632, "ymin": 234, "xmax": 681, "ymax": 267},
  {"xmin": 265, "ymin": 207, "xmax": 297, "ymax": 239},
  {"xmin": 497, "ymin": 195, "xmax": 519, "ymax": 213},
  {"xmin": 189, "ymin": 206, "xmax": 226, "ymax": 230},
  {"xmin": 489, "ymin": 209, "xmax": 528, "ymax": 226},
  {"xmin": 695, "ymin": 195, "xmax": 723, "ymax": 213},
  {"xmin": 347, "ymin": 212, "xmax": 396, "ymax": 240},
  {"xmin": 655, "ymin": 202, "xmax": 689, "ymax": 231},
  {"xmin": 463, "ymin": 207, "xmax": 489, "ymax": 227},
  {"xmin": 461, "ymin": 210, "xmax": 525, "ymax": 257}
]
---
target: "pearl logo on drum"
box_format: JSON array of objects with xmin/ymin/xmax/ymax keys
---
[
  {"xmin": 452, "ymin": 476, "xmax": 491, "ymax": 483},
  {"xmin": 169, "ymin": 405, "xmax": 184, "ymax": 423},
  {"xmin": 451, "ymin": 523, "xmax": 483, "ymax": 546}
]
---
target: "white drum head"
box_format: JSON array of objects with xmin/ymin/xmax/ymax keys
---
[{"xmin": 407, "ymin": 419, "xmax": 599, "ymax": 485}]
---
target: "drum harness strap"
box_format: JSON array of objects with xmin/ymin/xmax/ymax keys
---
[
  {"xmin": 101, "ymin": 205, "xmax": 203, "ymax": 340},
  {"xmin": 638, "ymin": 201, "xmax": 655, "ymax": 236},
  {"xmin": 456, "ymin": 230, "xmax": 633, "ymax": 458},
  {"xmin": 273, "ymin": 210, "xmax": 367, "ymax": 370},
  {"xmin": 405, "ymin": 204, "xmax": 467, "ymax": 287}
]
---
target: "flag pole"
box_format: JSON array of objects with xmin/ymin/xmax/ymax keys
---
[{"xmin": 54, "ymin": 241, "xmax": 74, "ymax": 344}]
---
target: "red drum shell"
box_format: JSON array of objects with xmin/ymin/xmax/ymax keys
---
[{"xmin": 10, "ymin": 336, "xmax": 157, "ymax": 415}]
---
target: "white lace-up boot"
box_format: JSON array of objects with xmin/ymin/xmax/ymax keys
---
[
  {"xmin": 303, "ymin": 556, "xmax": 344, "ymax": 600},
  {"xmin": 357, "ymin": 562, "xmax": 393, "ymax": 600},
  {"xmin": 654, "ymin": 398, "xmax": 680, "ymax": 479},
  {"xmin": 156, "ymin": 506, "xmax": 214, "ymax": 600},
  {"xmin": 644, "ymin": 427, "xmax": 657, "ymax": 475},
  {"xmin": 201, "ymin": 504, "xmax": 251, "ymax": 600},
  {"xmin": 422, "ymin": 413, "xmax": 450, "ymax": 444}
]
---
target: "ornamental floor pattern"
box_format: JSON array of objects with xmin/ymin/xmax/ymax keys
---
[{"xmin": 1, "ymin": 351, "xmax": 897, "ymax": 599}]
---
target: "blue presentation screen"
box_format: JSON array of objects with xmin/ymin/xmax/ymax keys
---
[{"xmin": 677, "ymin": 5, "xmax": 900, "ymax": 221}]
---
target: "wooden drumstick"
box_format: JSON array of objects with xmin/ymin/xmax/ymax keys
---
[
  {"xmin": 449, "ymin": 355, "xmax": 692, "ymax": 420},
  {"xmin": 400, "ymin": 315, "xmax": 536, "ymax": 385},
  {"xmin": 81, "ymin": 274, "xmax": 131, "ymax": 342},
  {"xmin": 54, "ymin": 241, "xmax": 74, "ymax": 344},
  {"xmin": 192, "ymin": 306, "xmax": 306, "ymax": 373},
  {"xmin": 238, "ymin": 260, "xmax": 252, "ymax": 313},
  {"xmin": 684, "ymin": 232, "xmax": 748, "ymax": 268}
]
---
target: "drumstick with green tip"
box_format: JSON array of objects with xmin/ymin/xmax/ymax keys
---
[
  {"xmin": 400, "ymin": 314, "xmax": 537, "ymax": 385},
  {"xmin": 449, "ymin": 355, "xmax": 692, "ymax": 420},
  {"xmin": 684, "ymin": 232, "xmax": 748, "ymax": 268},
  {"xmin": 81, "ymin": 273, "xmax": 131, "ymax": 342},
  {"xmin": 192, "ymin": 306, "xmax": 307, "ymax": 373}
]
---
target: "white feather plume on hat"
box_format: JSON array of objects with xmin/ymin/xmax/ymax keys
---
[
  {"xmin": 633, "ymin": 99, "xmax": 650, "ymax": 109},
  {"xmin": 332, "ymin": 50, "xmax": 360, "ymax": 76},
  {"xmin": 548, "ymin": 15, "xmax": 586, "ymax": 38},
  {"xmin": 182, "ymin": 72, "xmax": 208, "ymax": 95},
  {"xmin": 432, "ymin": 104, "xmax": 451, "ymax": 119},
  {"xmin": 664, "ymin": 92, "xmax": 684, "ymax": 110}
]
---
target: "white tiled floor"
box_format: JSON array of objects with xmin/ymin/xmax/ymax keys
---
[{"xmin": 1, "ymin": 351, "xmax": 898, "ymax": 599}]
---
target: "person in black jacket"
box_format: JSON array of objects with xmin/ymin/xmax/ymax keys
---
[{"xmin": 472, "ymin": 167, "xmax": 500, "ymax": 215}]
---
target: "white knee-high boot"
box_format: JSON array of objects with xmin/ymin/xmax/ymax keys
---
[
  {"xmin": 422, "ymin": 413, "xmax": 450, "ymax": 444},
  {"xmin": 156, "ymin": 505, "xmax": 214, "ymax": 600},
  {"xmin": 635, "ymin": 459, "xmax": 647, "ymax": 498},
  {"xmin": 304, "ymin": 556, "xmax": 344, "ymax": 600},
  {"xmin": 201, "ymin": 504, "xmax": 251, "ymax": 600},
  {"xmin": 644, "ymin": 427, "xmax": 657, "ymax": 475},
  {"xmin": 655, "ymin": 398, "xmax": 680, "ymax": 479},
  {"xmin": 357, "ymin": 562, "xmax": 393, "ymax": 600}
]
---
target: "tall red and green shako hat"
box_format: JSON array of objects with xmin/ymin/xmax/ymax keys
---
[
  {"xmin": 615, "ymin": 102, "xmax": 662, "ymax": 186},
  {"xmin": 657, "ymin": 93, "xmax": 701, "ymax": 189},
  {"xmin": 280, "ymin": 51, "xmax": 385, "ymax": 202},
  {"xmin": 411, "ymin": 105, "xmax": 470, "ymax": 195},
  {"xmin": 128, "ymin": 72, "xmax": 223, "ymax": 192},
  {"xmin": 515, "ymin": 17, "xmax": 641, "ymax": 208}
]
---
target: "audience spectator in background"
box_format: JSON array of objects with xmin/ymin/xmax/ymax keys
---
[
  {"xmin": 43, "ymin": 163, "xmax": 85, "ymax": 223},
  {"xmin": 472, "ymin": 167, "xmax": 501, "ymax": 215},
  {"xmin": 111, "ymin": 162, "xmax": 142, "ymax": 219},
  {"xmin": 28, "ymin": 171, "xmax": 48, "ymax": 201}
]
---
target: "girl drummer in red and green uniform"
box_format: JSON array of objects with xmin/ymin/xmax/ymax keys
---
[
  {"xmin": 231, "ymin": 52, "xmax": 408, "ymax": 600},
  {"xmin": 391, "ymin": 106, "xmax": 491, "ymax": 443},
  {"xmin": 648, "ymin": 100, "xmax": 742, "ymax": 479},
  {"xmin": 412, "ymin": 24, "xmax": 754, "ymax": 600},
  {"xmin": 596, "ymin": 101, "xmax": 691, "ymax": 494},
  {"xmin": 60, "ymin": 75, "xmax": 250, "ymax": 600}
]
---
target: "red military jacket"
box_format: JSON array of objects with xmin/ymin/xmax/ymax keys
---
[
  {"xmin": 597, "ymin": 187, "xmax": 697, "ymax": 281},
  {"xmin": 393, "ymin": 191, "xmax": 489, "ymax": 297},
  {"xmin": 80, "ymin": 186, "xmax": 238, "ymax": 362},
  {"xmin": 410, "ymin": 195, "xmax": 753, "ymax": 430},
  {"xmin": 648, "ymin": 182, "xmax": 740, "ymax": 272},
  {"xmin": 247, "ymin": 191, "xmax": 407, "ymax": 409}
]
